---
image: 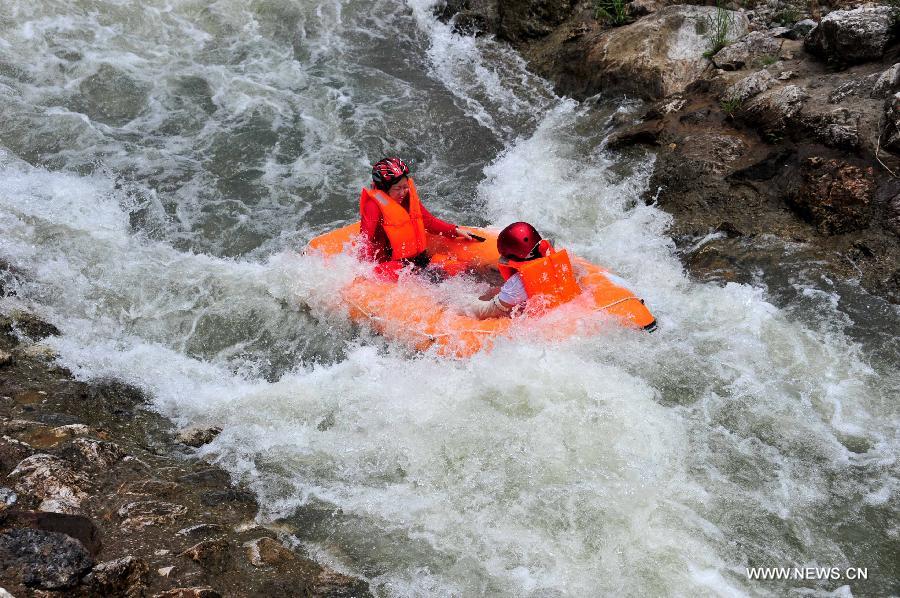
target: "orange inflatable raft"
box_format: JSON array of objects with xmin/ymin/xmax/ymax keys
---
[{"xmin": 306, "ymin": 223, "xmax": 656, "ymax": 357}]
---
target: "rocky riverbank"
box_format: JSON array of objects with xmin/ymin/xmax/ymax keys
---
[
  {"xmin": 438, "ymin": 0, "xmax": 900, "ymax": 303},
  {"xmin": 0, "ymin": 308, "xmax": 371, "ymax": 597}
]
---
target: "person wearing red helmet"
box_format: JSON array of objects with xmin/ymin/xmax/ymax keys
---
[
  {"xmin": 359, "ymin": 157, "xmax": 478, "ymax": 273},
  {"xmin": 464, "ymin": 222, "xmax": 581, "ymax": 319}
]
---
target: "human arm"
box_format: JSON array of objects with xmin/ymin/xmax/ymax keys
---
[
  {"xmin": 419, "ymin": 202, "xmax": 480, "ymax": 240},
  {"xmin": 463, "ymin": 274, "xmax": 526, "ymax": 319}
]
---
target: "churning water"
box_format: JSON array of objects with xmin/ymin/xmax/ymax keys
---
[{"xmin": 1, "ymin": 1, "xmax": 898, "ymax": 595}]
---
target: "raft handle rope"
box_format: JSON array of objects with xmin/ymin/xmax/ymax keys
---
[{"xmin": 347, "ymin": 294, "xmax": 647, "ymax": 343}]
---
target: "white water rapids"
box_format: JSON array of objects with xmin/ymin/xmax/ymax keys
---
[{"xmin": 1, "ymin": 0, "xmax": 898, "ymax": 596}]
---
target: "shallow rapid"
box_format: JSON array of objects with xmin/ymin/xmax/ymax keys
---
[{"xmin": 0, "ymin": 0, "xmax": 897, "ymax": 595}]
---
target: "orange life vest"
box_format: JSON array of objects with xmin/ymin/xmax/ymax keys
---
[
  {"xmin": 359, "ymin": 178, "xmax": 427, "ymax": 260},
  {"xmin": 498, "ymin": 245, "xmax": 582, "ymax": 309}
]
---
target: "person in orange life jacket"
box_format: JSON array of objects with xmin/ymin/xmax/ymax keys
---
[
  {"xmin": 464, "ymin": 222, "xmax": 581, "ymax": 319},
  {"xmin": 359, "ymin": 157, "xmax": 479, "ymax": 276}
]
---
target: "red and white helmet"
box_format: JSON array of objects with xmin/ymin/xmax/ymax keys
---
[
  {"xmin": 497, "ymin": 222, "xmax": 542, "ymax": 261},
  {"xmin": 372, "ymin": 157, "xmax": 410, "ymax": 191}
]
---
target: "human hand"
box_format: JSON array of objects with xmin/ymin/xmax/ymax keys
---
[{"xmin": 455, "ymin": 227, "xmax": 484, "ymax": 242}]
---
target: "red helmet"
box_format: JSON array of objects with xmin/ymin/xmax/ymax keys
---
[
  {"xmin": 372, "ymin": 157, "xmax": 410, "ymax": 191},
  {"xmin": 497, "ymin": 222, "xmax": 542, "ymax": 261}
]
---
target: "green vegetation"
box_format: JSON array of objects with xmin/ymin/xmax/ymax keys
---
[
  {"xmin": 774, "ymin": 6, "xmax": 800, "ymax": 26},
  {"xmin": 702, "ymin": 2, "xmax": 734, "ymax": 58},
  {"xmin": 720, "ymin": 97, "xmax": 743, "ymax": 118},
  {"xmin": 756, "ymin": 54, "xmax": 779, "ymax": 67},
  {"xmin": 594, "ymin": 0, "xmax": 631, "ymax": 26}
]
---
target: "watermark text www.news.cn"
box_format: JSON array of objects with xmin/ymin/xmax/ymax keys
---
[{"xmin": 746, "ymin": 567, "xmax": 868, "ymax": 581}]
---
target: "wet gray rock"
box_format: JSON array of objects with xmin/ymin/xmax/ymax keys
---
[
  {"xmin": 881, "ymin": 93, "xmax": 900, "ymax": 154},
  {"xmin": 742, "ymin": 84, "xmax": 807, "ymax": 132},
  {"xmin": 791, "ymin": 157, "xmax": 874, "ymax": 234},
  {"xmin": 176, "ymin": 426, "xmax": 222, "ymax": 448},
  {"xmin": 153, "ymin": 587, "xmax": 222, "ymax": 598},
  {"xmin": 76, "ymin": 63, "xmax": 148, "ymax": 126},
  {"xmin": 8, "ymin": 453, "xmax": 91, "ymax": 514},
  {"xmin": 0, "ymin": 528, "xmax": 93, "ymax": 589},
  {"xmin": 6, "ymin": 311, "xmax": 60, "ymax": 340},
  {"xmin": 768, "ymin": 26, "xmax": 794, "ymax": 39},
  {"xmin": 712, "ymin": 31, "xmax": 783, "ymax": 70},
  {"xmin": 723, "ymin": 69, "xmax": 776, "ymax": 103},
  {"xmin": 0, "ymin": 488, "xmax": 16, "ymax": 510},
  {"xmin": 85, "ymin": 555, "xmax": 149, "ymax": 598},
  {"xmin": 0, "ymin": 510, "xmax": 102, "ymax": 556},
  {"xmin": 805, "ymin": 7, "xmax": 898, "ymax": 66},
  {"xmin": 872, "ymin": 64, "xmax": 900, "ymax": 99},
  {"xmin": 887, "ymin": 193, "xmax": 900, "ymax": 237},
  {"xmin": 435, "ymin": 0, "xmax": 500, "ymax": 35},
  {"xmin": 117, "ymin": 500, "xmax": 187, "ymax": 529},
  {"xmin": 498, "ymin": 0, "xmax": 576, "ymax": 42},
  {"xmin": 792, "ymin": 18, "xmax": 816, "ymax": 37},
  {"xmin": 434, "ymin": 0, "xmax": 500, "ymax": 35}
]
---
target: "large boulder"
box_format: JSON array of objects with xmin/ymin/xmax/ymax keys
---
[
  {"xmin": 791, "ymin": 158, "xmax": 874, "ymax": 234},
  {"xmin": 805, "ymin": 7, "xmax": 898, "ymax": 66},
  {"xmin": 579, "ymin": 5, "xmax": 749, "ymax": 99}
]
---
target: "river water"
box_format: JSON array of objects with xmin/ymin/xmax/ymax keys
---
[{"xmin": 1, "ymin": 1, "xmax": 898, "ymax": 596}]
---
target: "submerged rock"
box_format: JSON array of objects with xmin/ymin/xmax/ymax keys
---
[
  {"xmin": 76, "ymin": 63, "xmax": 148, "ymax": 126},
  {"xmin": 805, "ymin": 7, "xmax": 898, "ymax": 66},
  {"xmin": 117, "ymin": 500, "xmax": 187, "ymax": 529},
  {"xmin": 153, "ymin": 587, "xmax": 222, "ymax": 598},
  {"xmin": 0, "ymin": 528, "xmax": 93, "ymax": 589},
  {"xmin": 791, "ymin": 157, "xmax": 874, "ymax": 234}
]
